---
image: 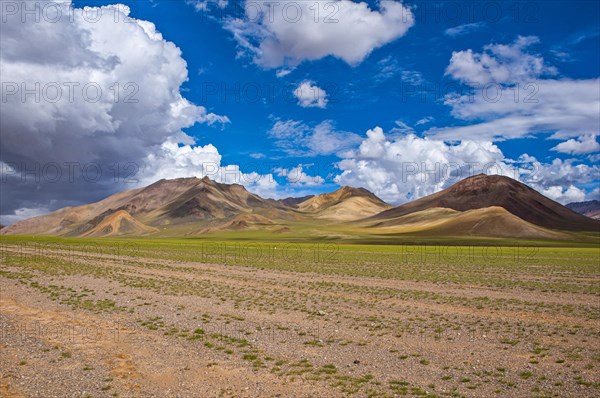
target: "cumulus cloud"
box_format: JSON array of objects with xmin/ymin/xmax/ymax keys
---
[
  {"xmin": 293, "ymin": 80, "xmax": 328, "ymax": 108},
  {"xmin": 551, "ymin": 135, "xmax": 600, "ymax": 155},
  {"xmin": 223, "ymin": 0, "xmax": 414, "ymax": 68},
  {"xmin": 334, "ymin": 126, "xmax": 599, "ymax": 205},
  {"xmin": 137, "ymin": 140, "xmax": 279, "ymax": 198},
  {"xmin": 519, "ymin": 156, "xmax": 599, "ymax": 192},
  {"xmin": 588, "ymin": 187, "xmax": 600, "ymax": 201},
  {"xmin": 427, "ymin": 37, "xmax": 599, "ymax": 142},
  {"xmin": 445, "ymin": 36, "xmax": 556, "ymax": 85},
  {"xmin": 275, "ymin": 165, "xmax": 325, "ymax": 186},
  {"xmin": 335, "ymin": 127, "xmax": 512, "ymax": 204},
  {"xmin": 0, "ymin": 0, "xmax": 231, "ymax": 222},
  {"xmin": 268, "ymin": 119, "xmax": 361, "ymax": 156},
  {"xmin": 536, "ymin": 186, "xmax": 586, "ymax": 204}
]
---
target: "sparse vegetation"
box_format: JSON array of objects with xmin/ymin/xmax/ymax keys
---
[{"xmin": 1, "ymin": 236, "xmax": 598, "ymax": 397}]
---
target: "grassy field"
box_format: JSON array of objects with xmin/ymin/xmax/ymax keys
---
[{"xmin": 1, "ymin": 235, "xmax": 599, "ymax": 397}]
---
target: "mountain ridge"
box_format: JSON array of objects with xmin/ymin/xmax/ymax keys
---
[
  {"xmin": 566, "ymin": 200, "xmax": 600, "ymax": 220},
  {"xmin": 2, "ymin": 174, "xmax": 598, "ymax": 238}
]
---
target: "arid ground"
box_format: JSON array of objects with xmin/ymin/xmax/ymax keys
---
[{"xmin": 1, "ymin": 237, "xmax": 599, "ymax": 397}]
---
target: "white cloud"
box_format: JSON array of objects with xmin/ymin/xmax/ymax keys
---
[
  {"xmin": 138, "ymin": 140, "xmax": 279, "ymax": 198},
  {"xmin": 426, "ymin": 78, "xmax": 600, "ymax": 141},
  {"xmin": 189, "ymin": 0, "xmax": 228, "ymax": 11},
  {"xmin": 444, "ymin": 22, "xmax": 486, "ymax": 37},
  {"xmin": 537, "ymin": 185, "xmax": 586, "ymax": 204},
  {"xmin": 375, "ymin": 56, "xmax": 400, "ymax": 80},
  {"xmin": 0, "ymin": 162, "xmax": 17, "ymax": 177},
  {"xmin": 335, "ymin": 127, "xmax": 512, "ymax": 204},
  {"xmin": 268, "ymin": 119, "xmax": 361, "ymax": 156},
  {"xmin": 334, "ymin": 126, "xmax": 599, "ymax": 205},
  {"xmin": 588, "ymin": 153, "xmax": 600, "ymax": 163},
  {"xmin": 520, "ymin": 156, "xmax": 599, "ymax": 190},
  {"xmin": 0, "ymin": 206, "xmax": 51, "ymax": 226},
  {"xmin": 552, "ymin": 135, "xmax": 600, "ymax": 155},
  {"xmin": 275, "ymin": 69, "xmax": 293, "ymax": 78},
  {"xmin": 445, "ymin": 36, "xmax": 556, "ymax": 85},
  {"xmin": 224, "ymin": 0, "xmax": 414, "ymax": 68},
  {"xmin": 1, "ymin": 1, "xmax": 229, "ymax": 166},
  {"xmin": 138, "ymin": 142, "xmax": 333, "ymax": 199},
  {"xmin": 416, "ymin": 117, "xmax": 434, "ymax": 126},
  {"xmin": 588, "ymin": 187, "xmax": 600, "ymax": 201},
  {"xmin": 390, "ymin": 120, "xmax": 415, "ymax": 135},
  {"xmin": 427, "ymin": 37, "xmax": 599, "ymax": 142},
  {"xmin": 0, "ymin": 0, "xmax": 232, "ymax": 220},
  {"xmin": 275, "ymin": 165, "xmax": 325, "ymax": 186},
  {"xmin": 375, "ymin": 56, "xmax": 423, "ymax": 83},
  {"xmin": 293, "ymin": 80, "xmax": 328, "ymax": 108}
]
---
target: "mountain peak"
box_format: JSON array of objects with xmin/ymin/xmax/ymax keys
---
[
  {"xmin": 372, "ymin": 174, "xmax": 599, "ymax": 231},
  {"xmin": 333, "ymin": 185, "xmax": 377, "ymax": 198},
  {"xmin": 335, "ymin": 185, "xmax": 361, "ymax": 195},
  {"xmin": 296, "ymin": 185, "xmax": 391, "ymax": 220},
  {"xmin": 460, "ymin": 173, "xmax": 517, "ymax": 186}
]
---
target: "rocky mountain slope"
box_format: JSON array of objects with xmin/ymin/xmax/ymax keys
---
[{"xmin": 370, "ymin": 174, "xmax": 599, "ymax": 232}]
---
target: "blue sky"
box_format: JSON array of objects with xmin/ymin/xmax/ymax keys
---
[
  {"xmin": 0, "ymin": 0, "xmax": 599, "ymax": 223},
  {"xmin": 108, "ymin": 0, "xmax": 598, "ymax": 163}
]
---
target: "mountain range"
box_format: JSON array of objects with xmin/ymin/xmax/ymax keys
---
[
  {"xmin": 2, "ymin": 174, "xmax": 598, "ymax": 240},
  {"xmin": 566, "ymin": 200, "xmax": 600, "ymax": 220}
]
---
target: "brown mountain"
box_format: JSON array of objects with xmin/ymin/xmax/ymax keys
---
[
  {"xmin": 0, "ymin": 177, "xmax": 283, "ymax": 237},
  {"xmin": 566, "ymin": 200, "xmax": 600, "ymax": 220},
  {"xmin": 1, "ymin": 178, "xmax": 388, "ymax": 237},
  {"xmin": 79, "ymin": 210, "xmax": 158, "ymax": 238},
  {"xmin": 276, "ymin": 195, "xmax": 315, "ymax": 208},
  {"xmin": 2, "ymin": 174, "xmax": 597, "ymax": 238},
  {"xmin": 362, "ymin": 207, "xmax": 565, "ymax": 239},
  {"xmin": 296, "ymin": 186, "xmax": 393, "ymax": 221},
  {"xmin": 370, "ymin": 174, "xmax": 600, "ymax": 232}
]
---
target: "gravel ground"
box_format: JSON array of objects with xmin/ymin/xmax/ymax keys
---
[{"xmin": 1, "ymin": 245, "xmax": 599, "ymax": 397}]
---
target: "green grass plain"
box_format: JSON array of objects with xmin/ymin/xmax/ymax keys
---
[{"xmin": 1, "ymin": 234, "xmax": 598, "ymax": 295}]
